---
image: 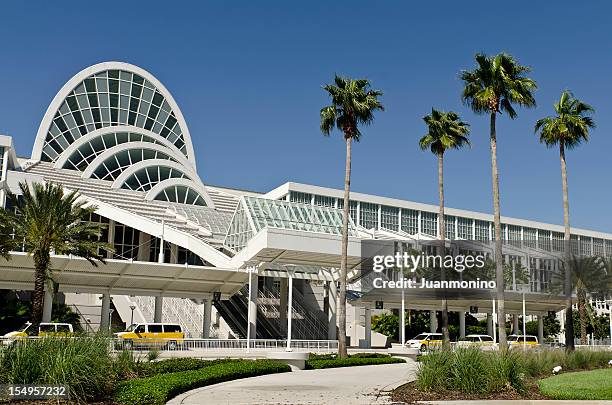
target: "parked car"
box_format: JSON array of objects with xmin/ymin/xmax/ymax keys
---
[
  {"xmin": 405, "ymin": 332, "xmax": 443, "ymax": 352},
  {"xmin": 456, "ymin": 334, "xmax": 497, "ymax": 350},
  {"xmin": 114, "ymin": 323, "xmax": 184, "ymax": 350},
  {"xmin": 2, "ymin": 322, "xmax": 74, "ymax": 345},
  {"xmin": 507, "ymin": 334, "xmax": 539, "ymax": 349}
]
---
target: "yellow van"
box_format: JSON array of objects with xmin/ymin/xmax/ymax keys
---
[
  {"xmin": 2, "ymin": 322, "xmax": 74, "ymax": 339},
  {"xmin": 508, "ymin": 334, "xmax": 539, "ymax": 349},
  {"xmin": 114, "ymin": 323, "xmax": 184, "ymax": 350}
]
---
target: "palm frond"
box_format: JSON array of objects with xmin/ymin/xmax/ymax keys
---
[
  {"xmin": 419, "ymin": 108, "xmax": 471, "ymax": 156},
  {"xmin": 320, "ymin": 75, "xmax": 384, "ymax": 141}
]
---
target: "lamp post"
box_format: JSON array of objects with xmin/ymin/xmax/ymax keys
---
[
  {"xmin": 109, "ymin": 308, "xmax": 115, "ymax": 331},
  {"xmin": 608, "ymin": 299, "xmax": 612, "ymax": 348},
  {"xmin": 129, "ymin": 305, "xmax": 136, "ymax": 326}
]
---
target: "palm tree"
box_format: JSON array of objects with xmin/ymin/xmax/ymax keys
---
[
  {"xmin": 550, "ymin": 256, "xmax": 607, "ymax": 345},
  {"xmin": 460, "ymin": 53, "xmax": 537, "ymax": 347},
  {"xmin": 419, "ymin": 108, "xmax": 470, "ymax": 345},
  {"xmin": 0, "ymin": 181, "xmax": 110, "ymax": 328},
  {"xmin": 535, "ymin": 90, "xmax": 595, "ymax": 350},
  {"xmin": 321, "ymin": 75, "xmax": 384, "ymax": 358}
]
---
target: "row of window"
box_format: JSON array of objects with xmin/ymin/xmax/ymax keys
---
[
  {"xmin": 63, "ymin": 132, "xmax": 161, "ymax": 171},
  {"xmin": 88, "ymin": 214, "xmax": 208, "ymax": 264},
  {"xmin": 287, "ymin": 191, "xmax": 612, "ymax": 254},
  {"xmin": 42, "ymin": 70, "xmax": 186, "ymax": 162}
]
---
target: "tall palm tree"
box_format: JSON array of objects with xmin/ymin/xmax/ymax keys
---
[
  {"xmin": 321, "ymin": 75, "xmax": 384, "ymax": 358},
  {"xmin": 460, "ymin": 53, "xmax": 537, "ymax": 347},
  {"xmin": 535, "ymin": 90, "xmax": 595, "ymax": 350},
  {"xmin": 419, "ymin": 108, "xmax": 470, "ymax": 345},
  {"xmin": 0, "ymin": 181, "xmax": 110, "ymax": 328}
]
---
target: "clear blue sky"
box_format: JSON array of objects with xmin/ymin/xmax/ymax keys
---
[{"xmin": 1, "ymin": 1, "xmax": 610, "ymax": 232}]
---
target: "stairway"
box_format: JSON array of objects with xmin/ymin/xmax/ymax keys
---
[{"xmin": 213, "ymin": 286, "xmax": 284, "ymax": 339}]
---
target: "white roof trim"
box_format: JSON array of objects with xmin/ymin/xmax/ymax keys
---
[
  {"xmin": 80, "ymin": 142, "xmax": 191, "ymax": 179},
  {"xmin": 71, "ymin": 190, "xmax": 230, "ymax": 267},
  {"xmin": 111, "ymin": 159, "xmax": 196, "ymax": 189},
  {"xmin": 32, "ymin": 61, "xmax": 197, "ymax": 169},
  {"xmin": 145, "ymin": 177, "xmax": 215, "ymax": 208},
  {"xmin": 53, "ymin": 125, "xmax": 186, "ymax": 170}
]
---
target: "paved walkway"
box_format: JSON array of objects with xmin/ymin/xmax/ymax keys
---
[{"xmin": 167, "ymin": 361, "xmax": 417, "ymax": 405}]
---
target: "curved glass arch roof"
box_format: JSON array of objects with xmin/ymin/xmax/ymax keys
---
[
  {"xmin": 153, "ymin": 185, "xmax": 206, "ymax": 206},
  {"xmin": 63, "ymin": 131, "xmax": 163, "ymax": 171},
  {"xmin": 91, "ymin": 147, "xmax": 176, "ymax": 181},
  {"xmin": 121, "ymin": 165, "xmax": 191, "ymax": 192},
  {"xmin": 41, "ymin": 69, "xmax": 186, "ymax": 162}
]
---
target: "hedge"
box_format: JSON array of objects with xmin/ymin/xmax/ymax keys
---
[
  {"xmin": 136, "ymin": 358, "xmax": 237, "ymax": 377},
  {"xmin": 306, "ymin": 355, "xmax": 405, "ymax": 370},
  {"xmin": 114, "ymin": 359, "xmax": 290, "ymax": 405}
]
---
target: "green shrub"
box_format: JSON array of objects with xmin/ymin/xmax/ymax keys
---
[
  {"xmin": 449, "ymin": 348, "xmax": 489, "ymax": 393},
  {"xmin": 146, "ymin": 349, "xmax": 160, "ymax": 362},
  {"xmin": 350, "ymin": 352, "xmax": 392, "ymax": 359},
  {"xmin": 416, "ymin": 348, "xmax": 612, "ymax": 396},
  {"xmin": 114, "ymin": 359, "xmax": 290, "ymax": 405},
  {"xmin": 136, "ymin": 357, "xmax": 236, "ymax": 377},
  {"xmin": 308, "ymin": 352, "xmax": 394, "ymax": 360},
  {"xmin": 1, "ymin": 335, "xmax": 115, "ymax": 402},
  {"xmin": 306, "ymin": 355, "xmax": 404, "ymax": 370},
  {"xmin": 486, "ymin": 349, "xmax": 527, "ymax": 394},
  {"xmin": 308, "ymin": 353, "xmax": 335, "ymax": 360},
  {"xmin": 114, "ymin": 349, "xmax": 140, "ymax": 379},
  {"xmin": 416, "ymin": 349, "xmax": 452, "ymax": 391}
]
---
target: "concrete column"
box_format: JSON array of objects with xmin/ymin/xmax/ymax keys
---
[
  {"xmin": 512, "ymin": 314, "xmax": 519, "ymax": 334},
  {"xmin": 286, "ymin": 275, "xmax": 293, "ymax": 351},
  {"xmin": 538, "ymin": 315, "xmax": 544, "ymax": 343},
  {"xmin": 364, "ymin": 303, "xmax": 372, "ymax": 348},
  {"xmin": 486, "ymin": 313, "xmax": 493, "ymax": 336},
  {"xmin": 352, "ymin": 305, "xmax": 359, "ymax": 346},
  {"xmin": 327, "ymin": 281, "xmax": 337, "ymax": 340},
  {"xmin": 154, "ymin": 296, "xmax": 163, "ymax": 323},
  {"xmin": 42, "ymin": 287, "xmax": 53, "ymax": 322},
  {"xmin": 100, "ymin": 293, "xmax": 111, "ymax": 332},
  {"xmin": 400, "ymin": 290, "xmax": 406, "ymax": 344},
  {"xmin": 399, "ymin": 308, "xmax": 405, "ymax": 343},
  {"xmin": 459, "ymin": 311, "xmax": 466, "ymax": 338},
  {"xmin": 202, "ymin": 299, "xmax": 212, "ymax": 339},
  {"xmin": 247, "ymin": 270, "xmax": 258, "ymax": 339},
  {"xmin": 280, "ymin": 278, "xmax": 288, "ymax": 331},
  {"xmin": 430, "ymin": 310, "xmax": 438, "ymax": 333}
]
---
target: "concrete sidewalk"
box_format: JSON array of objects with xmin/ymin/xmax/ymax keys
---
[{"xmin": 167, "ymin": 361, "xmax": 416, "ymax": 405}]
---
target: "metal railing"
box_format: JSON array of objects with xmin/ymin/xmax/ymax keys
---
[
  {"xmin": 111, "ymin": 338, "xmax": 338, "ymax": 352},
  {"xmin": 1, "ymin": 337, "xmax": 338, "ymax": 353}
]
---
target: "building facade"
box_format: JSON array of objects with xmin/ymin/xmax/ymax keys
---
[{"xmin": 0, "ymin": 62, "xmax": 610, "ymax": 344}]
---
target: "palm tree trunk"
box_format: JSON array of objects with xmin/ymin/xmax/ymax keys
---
[
  {"xmin": 577, "ymin": 289, "xmax": 587, "ymax": 345},
  {"xmin": 31, "ymin": 251, "xmax": 50, "ymax": 330},
  {"xmin": 438, "ymin": 153, "xmax": 449, "ymax": 345},
  {"xmin": 560, "ymin": 141, "xmax": 575, "ymax": 350},
  {"xmin": 489, "ymin": 112, "xmax": 506, "ymax": 348},
  {"xmin": 337, "ymin": 136, "xmax": 352, "ymax": 358}
]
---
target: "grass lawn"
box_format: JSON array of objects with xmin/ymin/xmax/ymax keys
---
[{"xmin": 539, "ymin": 368, "xmax": 612, "ymax": 400}]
